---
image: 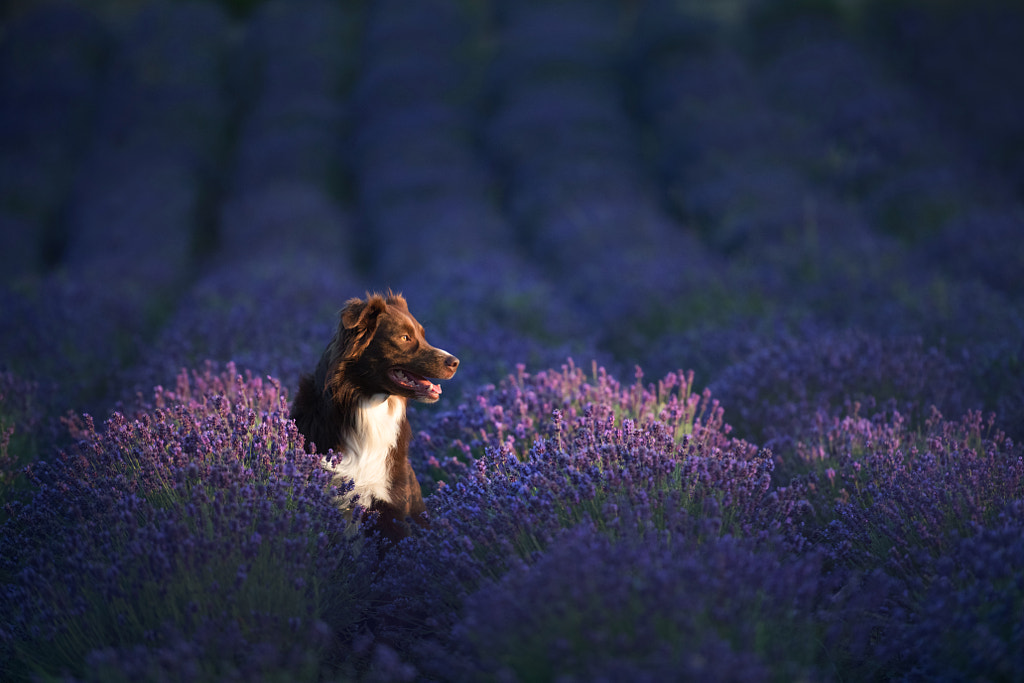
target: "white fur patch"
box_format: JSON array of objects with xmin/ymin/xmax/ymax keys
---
[{"xmin": 321, "ymin": 394, "xmax": 405, "ymax": 506}]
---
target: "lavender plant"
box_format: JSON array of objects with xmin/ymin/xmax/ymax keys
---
[
  {"xmin": 409, "ymin": 360, "xmax": 732, "ymax": 490},
  {"xmin": 1, "ymin": 363, "xmax": 371, "ymax": 682},
  {"xmin": 368, "ymin": 363, "xmax": 815, "ymax": 677},
  {"xmin": 804, "ymin": 407, "xmax": 1023, "ymax": 576}
]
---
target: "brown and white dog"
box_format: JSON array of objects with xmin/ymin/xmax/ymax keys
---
[{"xmin": 291, "ymin": 291, "xmax": 459, "ymax": 544}]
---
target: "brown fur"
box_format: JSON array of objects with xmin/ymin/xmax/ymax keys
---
[{"xmin": 291, "ymin": 291, "xmax": 458, "ymax": 544}]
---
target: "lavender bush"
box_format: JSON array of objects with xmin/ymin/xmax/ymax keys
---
[
  {"xmin": 803, "ymin": 408, "xmax": 1023, "ymax": 573},
  {"xmin": 1, "ymin": 364, "xmax": 371, "ymax": 682},
  {"xmin": 366, "ymin": 364, "xmax": 820, "ymax": 678},
  {"xmin": 408, "ymin": 361, "xmax": 732, "ymax": 489}
]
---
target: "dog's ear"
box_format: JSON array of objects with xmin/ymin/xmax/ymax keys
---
[{"xmin": 338, "ymin": 294, "xmax": 387, "ymax": 358}]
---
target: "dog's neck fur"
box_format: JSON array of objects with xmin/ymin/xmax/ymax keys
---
[{"xmin": 322, "ymin": 393, "xmax": 405, "ymax": 506}]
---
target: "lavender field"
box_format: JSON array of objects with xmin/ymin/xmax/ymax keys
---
[{"xmin": 2, "ymin": 0, "xmax": 1023, "ymax": 680}]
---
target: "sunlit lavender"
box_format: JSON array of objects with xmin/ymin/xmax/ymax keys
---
[{"xmin": 2, "ymin": 0, "xmax": 1023, "ymax": 681}]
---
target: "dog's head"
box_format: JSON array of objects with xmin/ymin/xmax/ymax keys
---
[{"xmin": 329, "ymin": 291, "xmax": 459, "ymax": 403}]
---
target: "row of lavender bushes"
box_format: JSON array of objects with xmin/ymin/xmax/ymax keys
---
[
  {"xmin": 2, "ymin": 361, "xmax": 1021, "ymax": 680},
  {"xmin": 2, "ymin": 0, "xmax": 1024, "ymax": 680}
]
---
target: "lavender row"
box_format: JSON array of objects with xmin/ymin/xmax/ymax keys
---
[
  {"xmin": 483, "ymin": 0, "xmax": 716, "ymax": 334},
  {"xmin": 124, "ymin": 244, "xmax": 359, "ymax": 406},
  {"xmin": 115, "ymin": 0, "xmax": 363, "ymax": 403},
  {"xmin": 0, "ymin": 2, "xmax": 233, "ymax": 426},
  {"xmin": 0, "ymin": 4, "xmax": 105, "ymax": 281},
  {"xmin": 3, "ymin": 358, "xmax": 1022, "ymax": 679},
  {"xmin": 750, "ymin": 9, "xmax": 1024, "ymax": 299},
  {"xmin": 65, "ymin": 0, "xmax": 230, "ymax": 280},
  {"xmin": 872, "ymin": 4, "xmax": 1024, "ymax": 200},
  {"xmin": 630, "ymin": 4, "xmax": 1024, "ymax": 433},
  {"xmin": 634, "ymin": 7, "xmax": 915, "ymax": 330},
  {"xmin": 710, "ymin": 326, "xmax": 978, "ymax": 451},
  {"xmin": 795, "ymin": 406, "xmax": 1024, "ymax": 677},
  {"xmin": 742, "ymin": 9, "xmax": 1024, "ymax": 427},
  {"xmin": 227, "ymin": 0, "xmax": 354, "ymax": 200},
  {"xmin": 351, "ymin": 0, "xmax": 511, "ymax": 276}
]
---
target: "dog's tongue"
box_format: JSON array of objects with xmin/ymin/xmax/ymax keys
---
[
  {"xmin": 397, "ymin": 369, "xmax": 441, "ymax": 396},
  {"xmin": 418, "ymin": 377, "xmax": 441, "ymax": 396}
]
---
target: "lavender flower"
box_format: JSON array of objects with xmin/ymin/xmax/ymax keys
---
[
  {"xmin": 410, "ymin": 361, "xmax": 735, "ymax": 491},
  {"xmin": 808, "ymin": 407, "xmax": 1023, "ymax": 575}
]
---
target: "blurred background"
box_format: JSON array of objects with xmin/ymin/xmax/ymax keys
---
[{"xmin": 1, "ymin": 0, "xmax": 1022, "ymax": 451}]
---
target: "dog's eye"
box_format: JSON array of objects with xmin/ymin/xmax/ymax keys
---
[{"xmin": 400, "ymin": 334, "xmax": 411, "ymax": 342}]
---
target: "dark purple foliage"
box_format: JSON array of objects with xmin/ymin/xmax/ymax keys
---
[
  {"xmin": 929, "ymin": 207, "xmax": 1024, "ymax": 298},
  {"xmin": 0, "ymin": 273, "xmax": 163, "ymax": 421},
  {"xmin": 882, "ymin": 500, "xmax": 1024, "ymax": 680},
  {"xmin": 230, "ymin": 0, "xmax": 354, "ymax": 198},
  {"xmin": 452, "ymin": 526, "xmax": 861, "ymax": 682},
  {"xmin": 875, "ymin": 4, "xmax": 1024, "ymax": 194}
]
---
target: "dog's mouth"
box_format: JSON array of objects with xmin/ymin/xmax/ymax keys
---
[{"xmin": 389, "ymin": 367, "xmax": 444, "ymax": 401}]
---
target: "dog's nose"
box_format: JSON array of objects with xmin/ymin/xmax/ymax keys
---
[{"xmin": 446, "ymin": 355, "xmax": 460, "ymax": 370}]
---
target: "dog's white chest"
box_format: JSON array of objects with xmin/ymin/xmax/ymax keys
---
[{"xmin": 323, "ymin": 394, "xmax": 404, "ymax": 505}]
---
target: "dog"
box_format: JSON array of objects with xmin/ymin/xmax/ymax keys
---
[{"xmin": 291, "ymin": 291, "xmax": 459, "ymax": 544}]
